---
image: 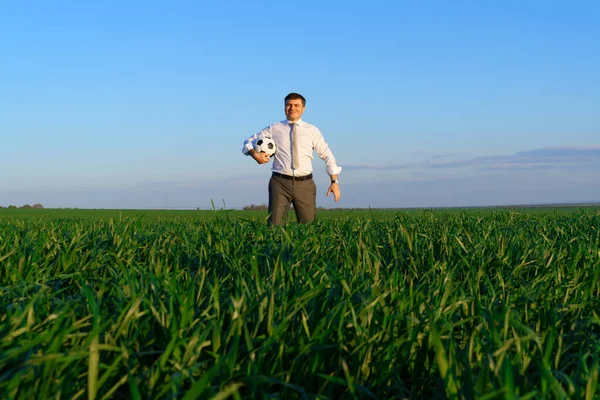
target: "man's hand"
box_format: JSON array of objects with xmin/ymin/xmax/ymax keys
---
[
  {"xmin": 326, "ymin": 183, "xmax": 340, "ymax": 202},
  {"xmin": 249, "ymin": 149, "xmax": 271, "ymax": 164}
]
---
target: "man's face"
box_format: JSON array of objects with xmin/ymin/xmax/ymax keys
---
[{"xmin": 285, "ymin": 99, "xmax": 305, "ymax": 122}]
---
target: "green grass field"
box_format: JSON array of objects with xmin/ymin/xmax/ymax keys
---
[
  {"xmin": 1, "ymin": 204, "xmax": 598, "ymax": 220},
  {"xmin": 1, "ymin": 208, "xmax": 599, "ymax": 399}
]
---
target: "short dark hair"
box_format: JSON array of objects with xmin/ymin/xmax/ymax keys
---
[{"xmin": 285, "ymin": 93, "xmax": 306, "ymax": 107}]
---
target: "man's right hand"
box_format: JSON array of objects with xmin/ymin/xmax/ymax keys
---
[{"xmin": 249, "ymin": 149, "xmax": 271, "ymax": 164}]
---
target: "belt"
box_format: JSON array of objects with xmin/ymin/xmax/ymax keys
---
[{"xmin": 272, "ymin": 171, "xmax": 313, "ymax": 181}]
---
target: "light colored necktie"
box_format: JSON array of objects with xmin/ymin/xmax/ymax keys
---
[{"xmin": 291, "ymin": 123, "xmax": 300, "ymax": 170}]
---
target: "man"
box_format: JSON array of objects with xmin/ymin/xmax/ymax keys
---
[{"xmin": 242, "ymin": 93, "xmax": 342, "ymax": 225}]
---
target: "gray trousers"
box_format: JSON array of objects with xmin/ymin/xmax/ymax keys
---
[{"xmin": 268, "ymin": 174, "xmax": 317, "ymax": 225}]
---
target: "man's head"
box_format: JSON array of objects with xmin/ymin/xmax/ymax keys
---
[{"xmin": 284, "ymin": 93, "xmax": 306, "ymax": 122}]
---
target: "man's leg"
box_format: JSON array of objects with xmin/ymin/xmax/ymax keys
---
[
  {"xmin": 292, "ymin": 179, "xmax": 317, "ymax": 224},
  {"xmin": 268, "ymin": 175, "xmax": 293, "ymax": 226}
]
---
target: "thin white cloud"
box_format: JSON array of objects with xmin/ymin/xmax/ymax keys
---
[
  {"xmin": 433, "ymin": 147, "xmax": 600, "ymax": 171},
  {"xmin": 343, "ymin": 163, "xmax": 410, "ymax": 171},
  {"xmin": 345, "ymin": 146, "xmax": 600, "ymax": 172}
]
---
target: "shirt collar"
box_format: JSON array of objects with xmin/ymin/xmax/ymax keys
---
[{"xmin": 284, "ymin": 118, "xmax": 305, "ymax": 126}]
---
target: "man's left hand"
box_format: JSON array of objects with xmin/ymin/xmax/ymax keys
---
[{"xmin": 326, "ymin": 183, "xmax": 340, "ymax": 202}]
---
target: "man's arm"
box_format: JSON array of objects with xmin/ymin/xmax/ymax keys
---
[
  {"xmin": 248, "ymin": 149, "xmax": 271, "ymax": 164},
  {"xmin": 313, "ymin": 128, "xmax": 342, "ymax": 177},
  {"xmin": 312, "ymin": 128, "xmax": 342, "ymax": 202},
  {"xmin": 243, "ymin": 127, "xmax": 272, "ymax": 164}
]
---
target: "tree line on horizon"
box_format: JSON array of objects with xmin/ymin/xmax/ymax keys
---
[{"xmin": 0, "ymin": 204, "xmax": 44, "ymax": 209}]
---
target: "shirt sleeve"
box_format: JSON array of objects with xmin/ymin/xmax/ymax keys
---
[
  {"xmin": 242, "ymin": 125, "xmax": 272, "ymax": 155},
  {"xmin": 312, "ymin": 127, "xmax": 342, "ymax": 176}
]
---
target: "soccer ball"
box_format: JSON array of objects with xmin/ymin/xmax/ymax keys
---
[{"xmin": 253, "ymin": 137, "xmax": 277, "ymax": 156}]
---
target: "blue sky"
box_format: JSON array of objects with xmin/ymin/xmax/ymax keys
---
[{"xmin": 1, "ymin": 0, "xmax": 598, "ymax": 209}]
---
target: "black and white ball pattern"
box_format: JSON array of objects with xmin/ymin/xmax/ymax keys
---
[{"xmin": 253, "ymin": 137, "xmax": 277, "ymax": 156}]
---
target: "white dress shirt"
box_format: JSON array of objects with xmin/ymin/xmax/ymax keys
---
[{"xmin": 242, "ymin": 119, "xmax": 342, "ymax": 177}]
